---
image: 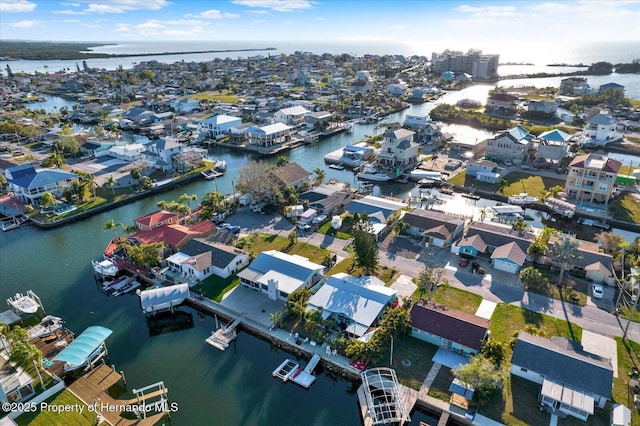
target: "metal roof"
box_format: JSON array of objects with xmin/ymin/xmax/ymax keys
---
[
  {"xmin": 52, "ymin": 326, "xmax": 112, "ymax": 367},
  {"xmin": 139, "ymin": 284, "xmax": 190, "ymax": 312}
]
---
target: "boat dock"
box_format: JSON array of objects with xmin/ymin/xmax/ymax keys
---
[
  {"xmin": 273, "ymin": 354, "xmax": 321, "ymax": 388},
  {"xmin": 67, "ymin": 363, "xmax": 169, "ymax": 426},
  {"xmin": 205, "ymin": 313, "xmax": 243, "ymax": 350}
]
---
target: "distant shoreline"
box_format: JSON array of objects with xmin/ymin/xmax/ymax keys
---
[{"xmin": 0, "ymin": 41, "xmax": 276, "ymax": 61}]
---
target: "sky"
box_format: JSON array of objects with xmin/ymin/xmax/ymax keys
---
[{"xmin": 1, "ymin": 0, "xmax": 639, "ymax": 52}]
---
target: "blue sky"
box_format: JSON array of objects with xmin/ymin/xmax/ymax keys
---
[{"xmin": 1, "ymin": 0, "xmax": 639, "ymax": 49}]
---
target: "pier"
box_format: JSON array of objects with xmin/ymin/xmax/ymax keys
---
[
  {"xmin": 67, "ymin": 364, "xmax": 169, "ymax": 426},
  {"xmin": 205, "ymin": 313, "xmax": 243, "ymax": 350}
]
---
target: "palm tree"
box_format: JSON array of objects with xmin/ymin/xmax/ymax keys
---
[
  {"xmin": 276, "ymin": 155, "xmax": 289, "ymax": 168},
  {"xmin": 179, "ymin": 193, "xmax": 198, "ymax": 211},
  {"xmin": 393, "ymin": 220, "xmax": 409, "ymax": 235},
  {"xmin": 497, "ymin": 178, "xmax": 508, "ymax": 194},
  {"xmin": 548, "ymin": 236, "xmax": 582, "ymax": 286},
  {"xmin": 268, "ymin": 311, "xmax": 282, "ymax": 329},
  {"xmin": 288, "ymin": 230, "xmax": 298, "ymax": 247},
  {"xmin": 104, "ymin": 219, "xmax": 120, "ymax": 239},
  {"xmin": 10, "ymin": 341, "xmax": 46, "ymax": 390},
  {"xmin": 313, "ymin": 167, "xmax": 326, "ymax": 186},
  {"xmin": 85, "ymin": 174, "xmax": 98, "ymax": 199},
  {"xmin": 122, "ymin": 224, "xmax": 137, "ymax": 235},
  {"xmin": 103, "ymin": 175, "xmax": 117, "ymax": 196}
]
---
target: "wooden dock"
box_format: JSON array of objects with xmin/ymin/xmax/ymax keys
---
[{"xmin": 67, "ymin": 364, "xmax": 168, "ymax": 426}]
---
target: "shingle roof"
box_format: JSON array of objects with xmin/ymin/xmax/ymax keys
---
[
  {"xmin": 181, "ymin": 239, "xmax": 245, "ymax": 269},
  {"xmin": 384, "ymin": 128, "xmax": 415, "ymax": 140},
  {"xmin": 403, "ymin": 209, "xmax": 464, "ymax": 235},
  {"xmin": 8, "ymin": 166, "xmax": 78, "ymax": 190},
  {"xmin": 511, "ymin": 332, "xmax": 613, "ymax": 398},
  {"xmin": 458, "ymin": 234, "xmax": 487, "ymax": 252},
  {"xmin": 271, "ymin": 162, "xmax": 311, "ymax": 186},
  {"xmin": 586, "ymin": 113, "xmax": 617, "ymax": 126},
  {"xmin": 410, "ymin": 301, "xmax": 489, "ymax": 351},
  {"xmin": 490, "ymin": 241, "xmax": 526, "ymax": 266},
  {"xmin": 465, "ymin": 222, "xmax": 533, "ymax": 252}
]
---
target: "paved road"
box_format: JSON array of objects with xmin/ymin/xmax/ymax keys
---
[{"xmin": 227, "ymin": 210, "xmax": 640, "ymax": 343}]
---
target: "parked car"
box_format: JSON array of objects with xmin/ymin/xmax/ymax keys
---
[
  {"xmin": 503, "ymin": 159, "xmax": 512, "ymax": 166},
  {"xmin": 592, "ymin": 283, "xmax": 604, "ymax": 299},
  {"xmin": 459, "ymin": 258, "xmax": 469, "ymax": 267}
]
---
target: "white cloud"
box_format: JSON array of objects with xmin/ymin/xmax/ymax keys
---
[
  {"xmin": 316, "ymin": 17, "xmax": 324, "ymax": 21},
  {"xmin": 9, "ymin": 19, "xmax": 42, "ymax": 28},
  {"xmin": 525, "ymin": 2, "xmax": 570, "ymax": 13},
  {"xmin": 0, "ymin": 0, "xmax": 37, "ymax": 13},
  {"xmin": 282, "ymin": 19, "xmax": 293, "ymax": 24},
  {"xmin": 57, "ymin": 0, "xmax": 170, "ymax": 14},
  {"xmin": 53, "ymin": 9, "xmax": 89, "ymax": 15},
  {"xmin": 252, "ymin": 19, "xmax": 266, "ymax": 24},
  {"xmin": 185, "ymin": 9, "xmax": 240, "ymax": 19},
  {"xmin": 113, "ymin": 18, "xmax": 214, "ymax": 38},
  {"xmin": 248, "ymin": 10, "xmax": 270, "ymax": 15},
  {"xmin": 232, "ymin": 0, "xmax": 314, "ymax": 12},
  {"xmin": 60, "ymin": 2, "xmax": 81, "ymax": 6},
  {"xmin": 455, "ymin": 4, "xmax": 517, "ymax": 16}
]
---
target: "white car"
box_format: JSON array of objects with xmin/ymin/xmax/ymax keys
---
[
  {"xmin": 504, "ymin": 159, "xmax": 512, "ymax": 166},
  {"xmin": 592, "ymin": 283, "xmax": 604, "ymax": 299}
]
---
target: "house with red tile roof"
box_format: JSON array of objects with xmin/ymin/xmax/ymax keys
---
[{"xmin": 134, "ymin": 210, "xmax": 179, "ymax": 231}]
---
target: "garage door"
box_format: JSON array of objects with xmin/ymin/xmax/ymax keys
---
[{"xmin": 493, "ymin": 259, "xmax": 519, "ymax": 274}]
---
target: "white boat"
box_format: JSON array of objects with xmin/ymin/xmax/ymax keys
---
[
  {"xmin": 356, "ymin": 166, "xmax": 391, "ymax": 182},
  {"xmin": 92, "ymin": 259, "xmax": 119, "ymax": 277},
  {"xmin": 7, "ymin": 291, "xmax": 41, "ymax": 314},
  {"xmin": 273, "ymin": 359, "xmax": 299, "ymax": 382},
  {"xmin": 329, "ymin": 163, "xmax": 345, "ymax": 170},
  {"xmin": 112, "ymin": 280, "xmax": 141, "ymax": 296},
  {"xmin": 508, "ymin": 193, "xmax": 539, "ymax": 205},
  {"xmin": 201, "ymin": 169, "xmax": 223, "ymax": 180},
  {"xmin": 213, "ymin": 160, "xmax": 227, "ymax": 172}
]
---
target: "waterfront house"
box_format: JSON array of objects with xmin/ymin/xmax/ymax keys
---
[
  {"xmin": 0, "ymin": 355, "xmax": 35, "ymax": 404},
  {"xmin": 510, "ymin": 332, "xmax": 613, "ymax": 422},
  {"xmin": 560, "ymin": 77, "xmax": 588, "ymax": 96},
  {"xmin": 401, "ymin": 209, "xmax": 465, "ymax": 248},
  {"xmin": 527, "ymin": 100, "xmax": 558, "ymax": 120},
  {"xmin": 583, "ymin": 113, "xmax": 618, "ymax": 143},
  {"xmin": 135, "ymin": 210, "xmax": 179, "ymax": 231},
  {"xmin": 166, "ymin": 239, "xmax": 249, "ymax": 283},
  {"xmin": 274, "ymin": 105, "xmax": 309, "ymax": 127},
  {"xmin": 198, "ymin": 115, "xmax": 242, "ymax": 139},
  {"xmin": 485, "ymin": 93, "xmax": 519, "ymax": 116},
  {"xmin": 410, "ymin": 301, "xmax": 490, "ymax": 357},
  {"xmin": 103, "ymin": 143, "xmax": 145, "ymax": 162},
  {"xmin": 345, "ymin": 196, "xmax": 407, "ymax": 241},
  {"xmin": 143, "ymin": 136, "xmax": 184, "ymax": 172},
  {"xmin": 172, "ymin": 97, "xmax": 200, "ymax": 115},
  {"xmin": 564, "ymin": 153, "xmax": 621, "ymax": 205},
  {"xmin": 386, "ymin": 83, "xmax": 408, "ymax": 96},
  {"xmin": 403, "ymin": 114, "xmax": 430, "ymax": 131},
  {"xmin": 546, "ymin": 235, "xmax": 614, "ymax": 284},
  {"xmin": 304, "ymin": 111, "xmax": 333, "ymax": 131},
  {"xmin": 237, "ymin": 250, "xmax": 324, "ymax": 301},
  {"xmin": 598, "ymin": 82, "xmax": 625, "ymax": 96},
  {"xmin": 306, "ymin": 273, "xmax": 397, "ymax": 338},
  {"xmin": 484, "ymin": 125, "xmax": 534, "ymax": 163},
  {"xmin": 298, "ymin": 183, "xmax": 351, "ymax": 215},
  {"xmin": 227, "ymin": 122, "xmax": 255, "ymax": 144},
  {"xmin": 350, "ymin": 79, "xmax": 373, "ymax": 95},
  {"xmin": 246, "ymin": 123, "xmax": 293, "ymax": 148},
  {"xmin": 4, "ymin": 164, "xmax": 78, "ymax": 206},
  {"xmin": 270, "ymin": 162, "xmax": 312, "ymax": 189},
  {"xmin": 377, "ymin": 128, "xmax": 419, "ymax": 171},
  {"xmin": 536, "ymin": 129, "xmax": 572, "ymax": 164},
  {"xmin": 465, "ymin": 159, "xmax": 497, "ymax": 178}
]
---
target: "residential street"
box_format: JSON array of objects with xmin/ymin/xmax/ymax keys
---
[{"xmin": 230, "ymin": 210, "xmax": 640, "ymax": 343}]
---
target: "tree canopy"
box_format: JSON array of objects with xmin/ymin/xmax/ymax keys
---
[{"xmin": 351, "ymin": 219, "xmax": 379, "ymax": 274}]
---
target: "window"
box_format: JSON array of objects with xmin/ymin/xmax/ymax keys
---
[{"xmin": 520, "ymin": 367, "xmax": 528, "ymax": 372}]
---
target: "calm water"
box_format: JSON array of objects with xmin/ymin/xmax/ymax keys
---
[{"xmin": 4, "ymin": 84, "xmax": 638, "ymax": 424}]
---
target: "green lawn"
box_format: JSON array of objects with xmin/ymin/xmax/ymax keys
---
[
  {"xmin": 427, "ymin": 367, "xmax": 455, "ymax": 402},
  {"xmin": 15, "ymin": 390, "xmax": 98, "ymax": 426},
  {"xmin": 239, "ymin": 233, "xmax": 332, "ymax": 261},
  {"xmin": 481, "ymin": 375, "xmax": 550, "ymax": 426},
  {"xmin": 422, "ymin": 284, "xmax": 483, "ymax": 314},
  {"xmin": 611, "ymin": 337, "xmax": 640, "ymax": 426},
  {"xmin": 489, "ymin": 303, "xmax": 582, "ymax": 347},
  {"xmin": 452, "ymin": 171, "xmax": 565, "ymax": 197},
  {"xmin": 188, "ymin": 91, "xmax": 239, "ymax": 104},
  {"xmin": 328, "ymin": 258, "xmax": 399, "ymax": 285},
  {"xmin": 610, "ymin": 192, "xmax": 640, "ymax": 224},
  {"xmin": 370, "ymin": 337, "xmax": 439, "ymax": 390},
  {"xmin": 317, "ymin": 219, "xmax": 351, "ymax": 239},
  {"xmin": 193, "ymin": 275, "xmax": 240, "ymax": 302}
]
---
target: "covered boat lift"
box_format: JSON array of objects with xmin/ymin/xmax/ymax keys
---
[
  {"xmin": 139, "ymin": 283, "xmax": 190, "ymax": 315},
  {"xmin": 52, "ymin": 326, "xmax": 112, "ymax": 372}
]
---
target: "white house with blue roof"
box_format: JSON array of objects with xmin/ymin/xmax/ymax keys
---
[
  {"xmin": 345, "ymin": 195, "xmax": 407, "ymax": 241},
  {"xmin": 584, "ymin": 112, "xmax": 618, "ymax": 143},
  {"xmin": 237, "ymin": 250, "xmax": 324, "ymax": 301},
  {"xmin": 198, "ymin": 115, "xmax": 242, "ymax": 139},
  {"xmin": 142, "ymin": 136, "xmax": 184, "ymax": 172},
  {"xmin": 5, "ymin": 164, "xmax": 78, "ymax": 206},
  {"xmin": 307, "ymin": 273, "xmax": 397, "ymax": 337}
]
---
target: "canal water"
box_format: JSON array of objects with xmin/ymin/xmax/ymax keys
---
[{"xmin": 5, "ymin": 86, "xmax": 637, "ymax": 425}]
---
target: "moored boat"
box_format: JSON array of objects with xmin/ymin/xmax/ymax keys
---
[
  {"xmin": 356, "ymin": 165, "xmax": 391, "ymax": 182},
  {"xmin": 92, "ymin": 259, "xmax": 119, "ymax": 277},
  {"xmin": 508, "ymin": 193, "xmax": 539, "ymax": 205},
  {"xmin": 7, "ymin": 290, "xmax": 42, "ymax": 314}
]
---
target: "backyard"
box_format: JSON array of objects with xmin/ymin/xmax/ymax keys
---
[{"xmin": 15, "ymin": 390, "xmax": 101, "ymax": 426}]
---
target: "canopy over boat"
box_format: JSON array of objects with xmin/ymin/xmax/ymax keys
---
[
  {"xmin": 52, "ymin": 326, "xmax": 112, "ymax": 368},
  {"xmin": 139, "ymin": 283, "xmax": 190, "ymax": 313}
]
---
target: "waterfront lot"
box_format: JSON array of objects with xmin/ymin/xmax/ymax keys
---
[
  {"xmin": 15, "ymin": 389, "xmax": 98, "ymax": 426},
  {"xmin": 448, "ymin": 170, "xmax": 566, "ymax": 197}
]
